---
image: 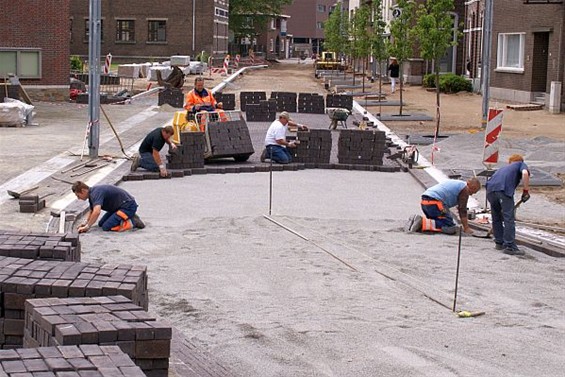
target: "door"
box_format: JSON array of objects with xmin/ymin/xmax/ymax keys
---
[{"xmin": 531, "ymin": 32, "xmax": 549, "ymax": 92}]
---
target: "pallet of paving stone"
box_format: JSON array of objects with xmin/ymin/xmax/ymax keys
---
[
  {"xmin": 291, "ymin": 129, "xmax": 332, "ymax": 164},
  {"xmin": 0, "ymin": 345, "xmax": 145, "ymax": 376},
  {"xmin": 207, "ymin": 120, "xmax": 255, "ymax": 159},
  {"xmin": 338, "ymin": 129, "xmax": 387, "ymax": 165},
  {"xmin": 270, "ymin": 92, "xmax": 297, "ymax": 112},
  {"xmin": 244, "ymin": 99, "xmax": 276, "ymax": 122},
  {"xmin": 239, "ymin": 91, "xmax": 267, "ymax": 111},
  {"xmin": 298, "ymin": 93, "xmax": 325, "ymax": 114},
  {"xmin": 24, "ymin": 296, "xmax": 171, "ymax": 376},
  {"xmin": 0, "ymin": 256, "xmax": 148, "ymax": 349},
  {"xmin": 158, "ymin": 88, "xmax": 184, "ymax": 108},
  {"xmin": 0, "ymin": 230, "xmax": 80, "ymax": 262},
  {"xmin": 214, "ymin": 93, "xmax": 236, "ymax": 110},
  {"xmin": 326, "ymin": 94, "xmax": 353, "ymax": 111},
  {"xmin": 166, "ymin": 132, "xmax": 206, "ymax": 169}
]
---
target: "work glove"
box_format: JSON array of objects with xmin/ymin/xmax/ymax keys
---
[{"xmin": 521, "ymin": 190, "xmax": 530, "ymax": 203}]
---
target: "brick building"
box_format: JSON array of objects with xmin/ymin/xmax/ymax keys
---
[
  {"xmin": 254, "ymin": 15, "xmax": 292, "ymax": 59},
  {"xmin": 0, "ymin": 0, "xmax": 71, "ymax": 100},
  {"xmin": 69, "ymin": 0, "xmax": 230, "ymax": 62}
]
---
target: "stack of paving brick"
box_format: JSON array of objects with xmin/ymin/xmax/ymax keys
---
[
  {"xmin": 18, "ymin": 195, "xmax": 46, "ymax": 213},
  {"xmin": 208, "ymin": 120, "xmax": 255, "ymax": 159},
  {"xmin": 166, "ymin": 131, "xmax": 205, "ymax": 170},
  {"xmin": 245, "ymin": 99, "xmax": 276, "ymax": 122},
  {"xmin": 214, "ymin": 92, "xmax": 236, "ymax": 110},
  {"xmin": 291, "ymin": 129, "xmax": 332, "ymax": 164},
  {"xmin": 326, "ymin": 94, "xmax": 353, "ymax": 111},
  {"xmin": 338, "ymin": 129, "xmax": 387, "ymax": 165},
  {"xmin": 0, "ymin": 231, "xmax": 80, "ymax": 262},
  {"xmin": 270, "ymin": 92, "xmax": 297, "ymax": 112},
  {"xmin": 24, "ymin": 296, "xmax": 171, "ymax": 376},
  {"xmin": 298, "ymin": 93, "xmax": 325, "ymax": 114},
  {"xmin": 0, "ymin": 345, "xmax": 145, "ymax": 376},
  {"xmin": 158, "ymin": 88, "xmax": 184, "ymax": 108},
  {"xmin": 0, "ymin": 256, "xmax": 148, "ymax": 349},
  {"xmin": 239, "ymin": 91, "xmax": 266, "ymax": 111}
]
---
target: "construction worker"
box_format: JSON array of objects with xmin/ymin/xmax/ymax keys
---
[
  {"xmin": 486, "ymin": 154, "xmax": 530, "ymax": 255},
  {"xmin": 261, "ymin": 111, "xmax": 308, "ymax": 164},
  {"xmin": 131, "ymin": 125, "xmax": 176, "ymax": 177},
  {"xmin": 184, "ymin": 77, "xmax": 225, "ymax": 129},
  {"xmin": 406, "ymin": 178, "xmax": 481, "ymax": 235},
  {"xmin": 72, "ymin": 181, "xmax": 145, "ymax": 233}
]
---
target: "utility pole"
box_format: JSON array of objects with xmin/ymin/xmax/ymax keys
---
[
  {"xmin": 480, "ymin": 0, "xmax": 493, "ymax": 128},
  {"xmin": 88, "ymin": 0, "xmax": 101, "ymax": 158}
]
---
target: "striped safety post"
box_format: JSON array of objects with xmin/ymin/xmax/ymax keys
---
[
  {"xmin": 250, "ymin": 50, "xmax": 255, "ymax": 65},
  {"xmin": 482, "ymin": 108, "xmax": 503, "ymax": 168},
  {"xmin": 222, "ymin": 55, "xmax": 230, "ymax": 76},
  {"xmin": 235, "ymin": 54, "xmax": 241, "ymax": 68},
  {"xmin": 103, "ymin": 53, "xmax": 112, "ymax": 74},
  {"xmin": 208, "ymin": 56, "xmax": 213, "ymax": 77}
]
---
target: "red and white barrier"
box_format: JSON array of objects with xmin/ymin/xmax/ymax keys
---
[
  {"xmin": 235, "ymin": 54, "xmax": 241, "ymax": 68},
  {"xmin": 103, "ymin": 53, "xmax": 112, "ymax": 74},
  {"xmin": 483, "ymin": 108, "xmax": 503, "ymax": 168},
  {"xmin": 222, "ymin": 55, "xmax": 230, "ymax": 76}
]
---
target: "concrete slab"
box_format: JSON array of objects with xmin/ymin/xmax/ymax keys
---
[
  {"xmin": 377, "ymin": 113, "xmax": 434, "ymax": 121},
  {"xmin": 357, "ymin": 100, "xmax": 404, "ymax": 107}
]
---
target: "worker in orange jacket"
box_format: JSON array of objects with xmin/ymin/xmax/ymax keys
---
[{"xmin": 184, "ymin": 77, "xmax": 225, "ymax": 130}]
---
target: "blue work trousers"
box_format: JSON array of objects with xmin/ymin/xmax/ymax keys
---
[
  {"xmin": 266, "ymin": 145, "xmax": 293, "ymax": 164},
  {"xmin": 139, "ymin": 152, "xmax": 159, "ymax": 172},
  {"xmin": 98, "ymin": 200, "xmax": 138, "ymax": 231},
  {"xmin": 487, "ymin": 191, "xmax": 517, "ymax": 248},
  {"xmin": 421, "ymin": 199, "xmax": 456, "ymax": 230}
]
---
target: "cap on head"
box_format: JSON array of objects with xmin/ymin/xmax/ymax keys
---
[{"xmin": 279, "ymin": 111, "xmax": 293, "ymax": 121}]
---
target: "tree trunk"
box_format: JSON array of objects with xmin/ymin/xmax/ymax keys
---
[
  {"xmin": 399, "ymin": 62, "xmax": 404, "ymax": 116},
  {"xmin": 435, "ymin": 69, "xmax": 441, "ymax": 138}
]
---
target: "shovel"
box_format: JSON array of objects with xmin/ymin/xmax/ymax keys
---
[{"xmin": 472, "ymin": 198, "xmax": 525, "ymax": 239}]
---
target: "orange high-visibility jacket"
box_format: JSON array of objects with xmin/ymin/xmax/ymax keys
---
[{"xmin": 184, "ymin": 88, "xmax": 217, "ymax": 112}]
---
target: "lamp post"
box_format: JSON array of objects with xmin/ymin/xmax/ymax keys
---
[
  {"xmin": 88, "ymin": 0, "xmax": 101, "ymax": 158},
  {"xmin": 480, "ymin": 0, "xmax": 493, "ymax": 128}
]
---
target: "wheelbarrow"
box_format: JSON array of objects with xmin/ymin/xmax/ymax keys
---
[{"xmin": 326, "ymin": 107, "xmax": 350, "ymax": 130}]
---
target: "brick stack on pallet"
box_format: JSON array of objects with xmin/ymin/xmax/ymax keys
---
[
  {"xmin": 0, "ymin": 345, "xmax": 145, "ymax": 376},
  {"xmin": 270, "ymin": 92, "xmax": 297, "ymax": 112},
  {"xmin": 298, "ymin": 93, "xmax": 325, "ymax": 114},
  {"xmin": 0, "ymin": 231, "xmax": 80, "ymax": 261},
  {"xmin": 24, "ymin": 296, "xmax": 171, "ymax": 376},
  {"xmin": 214, "ymin": 93, "xmax": 236, "ymax": 110},
  {"xmin": 239, "ymin": 91, "xmax": 266, "ymax": 111},
  {"xmin": 338, "ymin": 129, "xmax": 387, "ymax": 165},
  {"xmin": 0, "ymin": 256, "xmax": 148, "ymax": 349},
  {"xmin": 326, "ymin": 94, "xmax": 353, "ymax": 111},
  {"xmin": 158, "ymin": 88, "xmax": 184, "ymax": 108},
  {"xmin": 18, "ymin": 195, "xmax": 46, "ymax": 213},
  {"xmin": 166, "ymin": 131, "xmax": 205, "ymax": 170},
  {"xmin": 208, "ymin": 120, "xmax": 255, "ymax": 159},
  {"xmin": 291, "ymin": 129, "xmax": 332, "ymax": 164},
  {"xmin": 245, "ymin": 99, "xmax": 277, "ymax": 122}
]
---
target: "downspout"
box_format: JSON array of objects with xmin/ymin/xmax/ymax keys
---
[
  {"xmin": 451, "ymin": 11, "xmax": 458, "ymax": 74},
  {"xmin": 192, "ymin": 0, "xmax": 196, "ymax": 52}
]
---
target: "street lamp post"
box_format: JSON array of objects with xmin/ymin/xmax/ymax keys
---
[{"xmin": 88, "ymin": 0, "xmax": 101, "ymax": 158}]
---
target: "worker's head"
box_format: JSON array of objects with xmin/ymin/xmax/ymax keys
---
[
  {"xmin": 279, "ymin": 111, "xmax": 292, "ymax": 125},
  {"xmin": 71, "ymin": 181, "xmax": 90, "ymax": 200},
  {"xmin": 508, "ymin": 154, "xmax": 524, "ymax": 163},
  {"xmin": 194, "ymin": 77, "xmax": 205, "ymax": 91},
  {"xmin": 161, "ymin": 125, "xmax": 175, "ymax": 141},
  {"xmin": 467, "ymin": 177, "xmax": 481, "ymax": 194}
]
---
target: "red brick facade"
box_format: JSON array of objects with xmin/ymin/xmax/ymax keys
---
[
  {"xmin": 69, "ymin": 0, "xmax": 229, "ymax": 62},
  {"xmin": 0, "ymin": 0, "xmax": 70, "ymax": 86}
]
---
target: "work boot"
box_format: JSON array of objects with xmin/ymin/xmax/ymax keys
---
[
  {"xmin": 130, "ymin": 154, "xmax": 140, "ymax": 172},
  {"xmin": 260, "ymin": 149, "xmax": 268, "ymax": 163},
  {"xmin": 503, "ymin": 245, "xmax": 524, "ymax": 256},
  {"xmin": 409, "ymin": 215, "xmax": 423, "ymax": 232},
  {"xmin": 494, "ymin": 243, "xmax": 504, "ymax": 250},
  {"xmin": 131, "ymin": 214, "xmax": 146, "ymax": 229}
]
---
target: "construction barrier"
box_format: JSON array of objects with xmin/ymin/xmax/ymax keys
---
[
  {"xmin": 483, "ymin": 108, "xmax": 503, "ymax": 168},
  {"xmin": 222, "ymin": 55, "xmax": 230, "ymax": 76},
  {"xmin": 103, "ymin": 53, "xmax": 112, "ymax": 74},
  {"xmin": 235, "ymin": 54, "xmax": 241, "ymax": 68}
]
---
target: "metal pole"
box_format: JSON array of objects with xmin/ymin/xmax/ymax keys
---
[
  {"xmin": 88, "ymin": 0, "xmax": 101, "ymax": 158},
  {"xmin": 453, "ymin": 226, "xmax": 463, "ymax": 312},
  {"xmin": 268, "ymin": 148, "xmax": 273, "ymax": 216},
  {"xmin": 480, "ymin": 0, "xmax": 493, "ymax": 128}
]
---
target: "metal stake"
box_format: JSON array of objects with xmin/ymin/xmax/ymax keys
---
[
  {"xmin": 268, "ymin": 147, "xmax": 273, "ymax": 216},
  {"xmin": 453, "ymin": 226, "xmax": 463, "ymax": 312}
]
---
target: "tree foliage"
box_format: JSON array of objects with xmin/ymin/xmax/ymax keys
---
[
  {"xmin": 323, "ymin": 6, "xmax": 349, "ymax": 57},
  {"xmin": 229, "ymin": 0, "xmax": 293, "ymax": 38},
  {"xmin": 350, "ymin": 5, "xmax": 371, "ymax": 60},
  {"xmin": 369, "ymin": 0, "xmax": 388, "ymax": 63}
]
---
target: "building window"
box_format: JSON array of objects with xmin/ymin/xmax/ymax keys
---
[
  {"xmin": 0, "ymin": 49, "xmax": 41, "ymax": 79},
  {"xmin": 116, "ymin": 20, "xmax": 135, "ymax": 42},
  {"xmin": 497, "ymin": 33, "xmax": 525, "ymax": 71},
  {"xmin": 84, "ymin": 19, "xmax": 104, "ymax": 42},
  {"xmin": 270, "ymin": 19, "xmax": 276, "ymax": 30},
  {"xmin": 317, "ymin": 4, "xmax": 326, "ymax": 12},
  {"xmin": 316, "ymin": 22, "xmax": 324, "ymax": 29},
  {"xmin": 215, "ymin": 7, "xmax": 229, "ymax": 18},
  {"xmin": 148, "ymin": 20, "xmax": 166, "ymax": 42}
]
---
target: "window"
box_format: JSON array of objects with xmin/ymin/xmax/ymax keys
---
[
  {"xmin": 0, "ymin": 49, "xmax": 41, "ymax": 79},
  {"xmin": 270, "ymin": 19, "xmax": 276, "ymax": 30},
  {"xmin": 317, "ymin": 4, "xmax": 326, "ymax": 12},
  {"xmin": 215, "ymin": 7, "xmax": 229, "ymax": 18},
  {"xmin": 84, "ymin": 19, "xmax": 104, "ymax": 41},
  {"xmin": 497, "ymin": 33, "xmax": 525, "ymax": 71},
  {"xmin": 148, "ymin": 20, "xmax": 166, "ymax": 42},
  {"xmin": 316, "ymin": 22, "xmax": 324, "ymax": 29},
  {"xmin": 116, "ymin": 20, "xmax": 135, "ymax": 42}
]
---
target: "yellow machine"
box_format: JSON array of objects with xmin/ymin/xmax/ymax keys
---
[{"xmin": 315, "ymin": 51, "xmax": 346, "ymax": 71}]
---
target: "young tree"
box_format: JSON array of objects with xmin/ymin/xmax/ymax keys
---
[
  {"xmin": 413, "ymin": 0, "xmax": 459, "ymax": 138},
  {"xmin": 388, "ymin": 0, "xmax": 416, "ymax": 116},
  {"xmin": 350, "ymin": 5, "xmax": 372, "ymax": 89},
  {"xmin": 324, "ymin": 6, "xmax": 350, "ymax": 76},
  {"xmin": 369, "ymin": 0, "xmax": 388, "ymax": 105}
]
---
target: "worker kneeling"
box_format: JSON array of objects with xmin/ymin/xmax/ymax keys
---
[
  {"xmin": 72, "ymin": 181, "xmax": 145, "ymax": 233},
  {"xmin": 405, "ymin": 178, "xmax": 481, "ymax": 234},
  {"xmin": 261, "ymin": 111, "xmax": 308, "ymax": 164}
]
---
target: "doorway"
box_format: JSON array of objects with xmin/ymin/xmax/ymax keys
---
[{"xmin": 531, "ymin": 32, "xmax": 549, "ymax": 92}]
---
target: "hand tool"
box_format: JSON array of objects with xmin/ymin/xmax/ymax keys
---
[{"xmin": 472, "ymin": 198, "xmax": 525, "ymax": 239}]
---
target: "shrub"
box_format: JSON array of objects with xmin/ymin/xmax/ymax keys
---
[
  {"xmin": 70, "ymin": 55, "xmax": 83, "ymax": 71},
  {"xmin": 422, "ymin": 73, "xmax": 472, "ymax": 93}
]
